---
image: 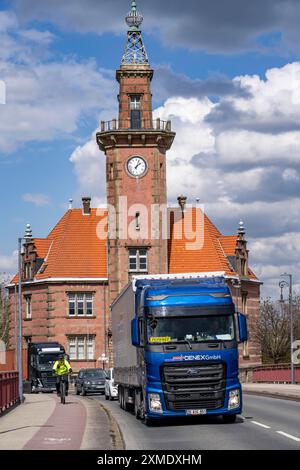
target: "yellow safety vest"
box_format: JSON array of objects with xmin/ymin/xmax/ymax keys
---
[{"xmin": 53, "ymin": 359, "xmax": 71, "ymax": 376}]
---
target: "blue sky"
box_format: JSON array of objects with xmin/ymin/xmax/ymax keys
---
[{"xmin": 1, "ymin": 0, "xmax": 300, "ymax": 296}]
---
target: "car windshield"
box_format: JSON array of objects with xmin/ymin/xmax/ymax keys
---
[
  {"xmin": 38, "ymin": 354, "xmax": 60, "ymax": 365},
  {"xmin": 83, "ymin": 370, "xmax": 106, "ymax": 378},
  {"xmin": 146, "ymin": 315, "xmax": 235, "ymax": 344}
]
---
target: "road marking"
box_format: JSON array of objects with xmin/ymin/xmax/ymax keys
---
[
  {"xmin": 251, "ymin": 421, "xmax": 271, "ymax": 429},
  {"xmin": 44, "ymin": 438, "xmax": 71, "ymax": 442},
  {"xmin": 276, "ymin": 431, "xmax": 300, "ymax": 442}
]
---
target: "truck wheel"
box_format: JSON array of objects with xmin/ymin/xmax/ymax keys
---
[
  {"xmin": 134, "ymin": 398, "xmax": 140, "ymax": 419},
  {"xmin": 143, "ymin": 416, "xmax": 153, "ymax": 426},
  {"xmin": 31, "ymin": 381, "xmax": 39, "ymax": 394},
  {"xmin": 119, "ymin": 387, "xmax": 124, "ymax": 409},
  {"xmin": 223, "ymin": 414, "xmax": 237, "ymax": 424}
]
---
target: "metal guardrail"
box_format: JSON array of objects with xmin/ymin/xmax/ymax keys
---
[
  {"xmin": 0, "ymin": 371, "xmax": 19, "ymax": 414},
  {"xmin": 100, "ymin": 118, "xmax": 172, "ymax": 132}
]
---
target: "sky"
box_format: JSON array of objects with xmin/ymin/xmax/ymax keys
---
[{"xmin": 0, "ymin": 0, "xmax": 300, "ymax": 297}]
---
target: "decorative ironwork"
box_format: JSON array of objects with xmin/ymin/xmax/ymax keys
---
[
  {"xmin": 122, "ymin": 1, "xmax": 149, "ymax": 65},
  {"xmin": 125, "ymin": 1, "xmax": 143, "ymax": 31}
]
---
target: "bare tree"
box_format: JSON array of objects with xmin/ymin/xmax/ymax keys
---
[
  {"xmin": 0, "ymin": 278, "xmax": 10, "ymax": 347},
  {"xmin": 253, "ymin": 298, "xmax": 290, "ymax": 364}
]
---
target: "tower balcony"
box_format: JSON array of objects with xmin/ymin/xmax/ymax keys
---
[
  {"xmin": 100, "ymin": 118, "xmax": 172, "ymax": 133},
  {"xmin": 96, "ymin": 118, "xmax": 175, "ymax": 152}
]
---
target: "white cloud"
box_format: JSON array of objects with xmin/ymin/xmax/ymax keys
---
[
  {"xmin": 0, "ymin": 250, "xmax": 18, "ymax": 275},
  {"xmin": 282, "ymin": 168, "xmax": 299, "ymax": 181},
  {"xmin": 22, "ymin": 193, "xmax": 51, "ymax": 206},
  {"xmin": 70, "ymin": 131, "xmax": 106, "ymax": 206},
  {"xmin": 0, "ymin": 11, "xmax": 116, "ymax": 153}
]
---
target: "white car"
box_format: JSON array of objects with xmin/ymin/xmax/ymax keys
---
[{"xmin": 105, "ymin": 368, "xmax": 118, "ymax": 400}]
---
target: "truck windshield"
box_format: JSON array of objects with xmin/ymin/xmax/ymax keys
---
[
  {"xmin": 146, "ymin": 315, "xmax": 235, "ymax": 344},
  {"xmin": 38, "ymin": 354, "xmax": 60, "ymax": 365}
]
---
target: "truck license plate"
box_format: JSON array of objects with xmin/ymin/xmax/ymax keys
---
[{"xmin": 186, "ymin": 409, "xmax": 207, "ymax": 416}]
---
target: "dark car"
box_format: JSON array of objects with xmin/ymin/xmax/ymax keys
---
[{"xmin": 75, "ymin": 368, "xmax": 107, "ymax": 396}]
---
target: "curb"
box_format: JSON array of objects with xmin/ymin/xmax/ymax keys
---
[
  {"xmin": 92, "ymin": 399, "xmax": 125, "ymax": 450},
  {"xmin": 244, "ymin": 390, "xmax": 300, "ymax": 402}
]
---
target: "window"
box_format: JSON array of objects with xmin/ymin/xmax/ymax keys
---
[
  {"xmin": 68, "ymin": 293, "xmax": 94, "ymax": 317},
  {"xmin": 135, "ymin": 212, "xmax": 140, "ymax": 231},
  {"xmin": 25, "ymin": 295, "xmax": 31, "ymax": 319},
  {"xmin": 243, "ymin": 341, "xmax": 249, "ymax": 358},
  {"xmin": 68, "ymin": 336, "xmax": 95, "ymax": 360},
  {"xmin": 130, "ymin": 95, "xmax": 141, "ymax": 129},
  {"xmin": 130, "ymin": 95, "xmax": 141, "ymax": 110},
  {"xmin": 129, "ymin": 248, "xmax": 148, "ymax": 272},
  {"xmin": 109, "ymin": 163, "xmax": 114, "ymax": 180},
  {"xmin": 241, "ymin": 258, "xmax": 247, "ymax": 276},
  {"xmin": 241, "ymin": 292, "xmax": 248, "ymax": 314},
  {"xmin": 24, "ymin": 262, "xmax": 31, "ymax": 280}
]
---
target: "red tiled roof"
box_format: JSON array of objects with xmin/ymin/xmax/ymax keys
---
[
  {"xmin": 33, "ymin": 238, "xmax": 52, "ymax": 259},
  {"xmin": 168, "ymin": 208, "xmax": 235, "ymax": 276},
  {"xmin": 37, "ymin": 209, "xmax": 108, "ymax": 279},
  {"xmin": 219, "ymin": 235, "xmax": 237, "ymax": 256},
  {"xmin": 10, "ymin": 206, "xmax": 258, "ymax": 283}
]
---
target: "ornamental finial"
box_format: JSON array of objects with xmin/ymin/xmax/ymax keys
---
[
  {"xmin": 238, "ymin": 220, "xmax": 245, "ymax": 236},
  {"xmin": 125, "ymin": 1, "xmax": 143, "ymax": 31}
]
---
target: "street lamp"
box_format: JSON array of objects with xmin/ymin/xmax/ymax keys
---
[
  {"xmin": 279, "ymin": 273, "xmax": 294, "ymax": 384},
  {"xmin": 99, "ymin": 353, "xmax": 108, "ymax": 370},
  {"xmin": 18, "ymin": 223, "xmax": 32, "ymax": 403}
]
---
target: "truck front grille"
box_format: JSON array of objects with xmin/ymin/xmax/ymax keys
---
[
  {"xmin": 161, "ymin": 362, "xmax": 226, "ymax": 411},
  {"xmin": 41, "ymin": 373, "xmax": 57, "ymax": 389}
]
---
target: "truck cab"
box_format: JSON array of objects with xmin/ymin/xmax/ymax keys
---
[
  {"xmin": 112, "ymin": 275, "xmax": 247, "ymax": 424},
  {"xmin": 28, "ymin": 342, "xmax": 66, "ymax": 393}
]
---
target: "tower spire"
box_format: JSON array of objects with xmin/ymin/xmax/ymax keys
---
[{"xmin": 122, "ymin": 1, "xmax": 149, "ymax": 65}]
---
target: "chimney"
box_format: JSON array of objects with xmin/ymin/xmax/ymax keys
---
[
  {"xmin": 177, "ymin": 195, "xmax": 187, "ymax": 213},
  {"xmin": 82, "ymin": 197, "xmax": 91, "ymax": 215}
]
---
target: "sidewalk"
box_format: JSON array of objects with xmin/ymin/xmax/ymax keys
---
[
  {"xmin": 0, "ymin": 393, "xmax": 123, "ymax": 450},
  {"xmin": 243, "ymin": 383, "xmax": 300, "ymax": 401}
]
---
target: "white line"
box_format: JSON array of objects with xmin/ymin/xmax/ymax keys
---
[
  {"xmin": 276, "ymin": 431, "xmax": 300, "ymax": 442},
  {"xmin": 251, "ymin": 421, "xmax": 271, "ymax": 429}
]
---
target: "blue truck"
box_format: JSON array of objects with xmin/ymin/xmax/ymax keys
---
[{"xmin": 111, "ymin": 275, "xmax": 247, "ymax": 425}]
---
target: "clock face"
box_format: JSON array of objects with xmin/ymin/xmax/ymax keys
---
[{"xmin": 126, "ymin": 156, "xmax": 147, "ymax": 178}]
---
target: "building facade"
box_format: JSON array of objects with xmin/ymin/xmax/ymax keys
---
[{"xmin": 8, "ymin": 1, "xmax": 261, "ymax": 371}]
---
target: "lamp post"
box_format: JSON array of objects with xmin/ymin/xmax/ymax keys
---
[
  {"xmin": 18, "ymin": 224, "xmax": 32, "ymax": 403},
  {"xmin": 279, "ymin": 273, "xmax": 294, "ymax": 384},
  {"xmin": 99, "ymin": 353, "xmax": 108, "ymax": 370}
]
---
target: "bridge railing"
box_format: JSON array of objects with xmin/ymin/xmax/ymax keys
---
[
  {"xmin": 0, "ymin": 371, "xmax": 19, "ymax": 415},
  {"xmin": 252, "ymin": 363, "xmax": 300, "ymax": 383}
]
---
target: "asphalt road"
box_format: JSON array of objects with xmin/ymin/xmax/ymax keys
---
[{"xmin": 93, "ymin": 394, "xmax": 300, "ymax": 450}]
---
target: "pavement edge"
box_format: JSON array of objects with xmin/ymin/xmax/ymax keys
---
[
  {"xmin": 244, "ymin": 390, "xmax": 300, "ymax": 402},
  {"xmin": 93, "ymin": 399, "xmax": 125, "ymax": 450}
]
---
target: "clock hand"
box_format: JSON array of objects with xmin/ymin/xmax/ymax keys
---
[{"xmin": 135, "ymin": 162, "xmax": 142, "ymax": 169}]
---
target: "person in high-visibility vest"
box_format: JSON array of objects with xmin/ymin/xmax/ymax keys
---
[{"xmin": 53, "ymin": 354, "xmax": 72, "ymax": 396}]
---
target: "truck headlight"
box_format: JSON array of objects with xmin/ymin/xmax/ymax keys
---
[
  {"xmin": 228, "ymin": 389, "xmax": 240, "ymax": 410},
  {"xmin": 148, "ymin": 393, "xmax": 163, "ymax": 413}
]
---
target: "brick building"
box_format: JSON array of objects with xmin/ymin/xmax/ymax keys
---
[{"xmin": 8, "ymin": 1, "xmax": 261, "ymax": 370}]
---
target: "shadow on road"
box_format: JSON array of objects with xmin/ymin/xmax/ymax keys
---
[{"xmin": 144, "ymin": 415, "xmax": 245, "ymax": 428}]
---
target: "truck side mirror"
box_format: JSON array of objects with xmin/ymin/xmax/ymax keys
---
[
  {"xmin": 131, "ymin": 318, "xmax": 140, "ymax": 347},
  {"xmin": 238, "ymin": 312, "xmax": 248, "ymax": 343}
]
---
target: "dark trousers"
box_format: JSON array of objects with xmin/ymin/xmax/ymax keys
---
[{"xmin": 56, "ymin": 375, "xmax": 69, "ymax": 394}]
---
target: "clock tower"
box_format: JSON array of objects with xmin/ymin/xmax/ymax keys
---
[{"xmin": 96, "ymin": 1, "xmax": 175, "ymax": 303}]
